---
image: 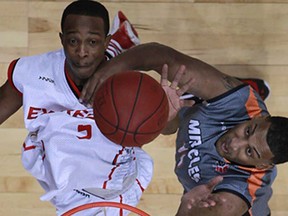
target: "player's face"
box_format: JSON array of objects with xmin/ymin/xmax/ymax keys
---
[
  {"xmin": 216, "ymin": 116, "xmax": 274, "ymax": 169},
  {"xmin": 60, "ymin": 14, "xmax": 110, "ymax": 86}
]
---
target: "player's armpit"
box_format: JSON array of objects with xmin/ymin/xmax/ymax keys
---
[{"xmin": 176, "ymin": 191, "xmax": 248, "ymax": 216}]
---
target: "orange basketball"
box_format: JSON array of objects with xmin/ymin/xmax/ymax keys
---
[{"xmin": 93, "ymin": 71, "xmax": 169, "ymax": 147}]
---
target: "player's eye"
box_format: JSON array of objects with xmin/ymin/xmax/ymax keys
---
[
  {"xmin": 69, "ymin": 38, "xmax": 78, "ymax": 46},
  {"xmin": 246, "ymin": 147, "xmax": 252, "ymax": 157},
  {"xmin": 90, "ymin": 40, "xmax": 96, "ymax": 45},
  {"xmin": 88, "ymin": 39, "xmax": 100, "ymax": 47}
]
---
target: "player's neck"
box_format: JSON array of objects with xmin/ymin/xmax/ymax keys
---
[{"xmin": 64, "ymin": 61, "xmax": 86, "ymax": 93}]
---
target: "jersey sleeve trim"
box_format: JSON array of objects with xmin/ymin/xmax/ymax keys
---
[
  {"xmin": 7, "ymin": 58, "xmax": 22, "ymax": 96},
  {"xmin": 207, "ymin": 84, "xmax": 247, "ymax": 103},
  {"xmin": 245, "ymin": 87, "xmax": 263, "ymax": 118}
]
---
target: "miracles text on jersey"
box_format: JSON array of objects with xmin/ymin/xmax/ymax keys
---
[{"xmin": 186, "ymin": 119, "xmax": 202, "ymax": 183}]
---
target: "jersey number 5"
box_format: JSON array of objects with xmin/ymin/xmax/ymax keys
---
[{"xmin": 77, "ymin": 124, "xmax": 92, "ymax": 139}]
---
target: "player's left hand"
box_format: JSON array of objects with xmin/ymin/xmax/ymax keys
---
[
  {"xmin": 178, "ymin": 176, "xmax": 225, "ymax": 213},
  {"xmin": 161, "ymin": 64, "xmax": 195, "ymax": 121}
]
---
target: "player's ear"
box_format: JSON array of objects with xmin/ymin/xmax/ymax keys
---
[
  {"xmin": 59, "ymin": 32, "xmax": 64, "ymax": 45},
  {"xmin": 104, "ymin": 34, "xmax": 111, "ymax": 50},
  {"xmin": 256, "ymin": 162, "xmax": 274, "ymax": 170}
]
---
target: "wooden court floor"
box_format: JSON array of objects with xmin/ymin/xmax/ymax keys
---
[{"xmin": 0, "ymin": 0, "xmax": 288, "ymax": 215}]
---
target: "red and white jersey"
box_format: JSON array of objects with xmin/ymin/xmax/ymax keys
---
[
  {"xmin": 22, "ymin": 110, "xmax": 153, "ymax": 215},
  {"xmin": 8, "ymin": 50, "xmax": 153, "ymax": 215},
  {"xmin": 8, "ymin": 49, "xmax": 86, "ymax": 130}
]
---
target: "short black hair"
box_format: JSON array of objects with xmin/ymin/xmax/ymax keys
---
[
  {"xmin": 61, "ymin": 0, "xmax": 110, "ymax": 35},
  {"xmin": 266, "ymin": 116, "xmax": 288, "ymax": 164}
]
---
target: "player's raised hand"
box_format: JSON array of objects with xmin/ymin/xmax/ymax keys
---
[
  {"xmin": 161, "ymin": 64, "xmax": 195, "ymax": 121},
  {"xmin": 176, "ymin": 176, "xmax": 225, "ymax": 216}
]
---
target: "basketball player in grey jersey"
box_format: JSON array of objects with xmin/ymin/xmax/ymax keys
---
[{"xmin": 80, "ymin": 42, "xmax": 288, "ymax": 216}]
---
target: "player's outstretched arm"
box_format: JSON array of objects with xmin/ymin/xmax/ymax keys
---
[
  {"xmin": 81, "ymin": 42, "xmax": 242, "ymax": 107},
  {"xmin": 175, "ymin": 176, "xmax": 248, "ymax": 216},
  {"xmin": 0, "ymin": 81, "xmax": 22, "ymax": 124}
]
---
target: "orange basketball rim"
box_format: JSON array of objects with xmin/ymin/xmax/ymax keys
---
[{"xmin": 62, "ymin": 201, "xmax": 150, "ymax": 216}]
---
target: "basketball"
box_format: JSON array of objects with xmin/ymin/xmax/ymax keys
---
[{"xmin": 93, "ymin": 71, "xmax": 169, "ymax": 147}]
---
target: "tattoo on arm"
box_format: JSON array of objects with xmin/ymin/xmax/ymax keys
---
[{"xmin": 222, "ymin": 75, "xmax": 240, "ymax": 90}]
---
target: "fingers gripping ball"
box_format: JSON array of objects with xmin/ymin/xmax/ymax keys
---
[{"xmin": 93, "ymin": 71, "xmax": 169, "ymax": 147}]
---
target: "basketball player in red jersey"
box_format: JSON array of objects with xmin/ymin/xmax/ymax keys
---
[{"xmin": 0, "ymin": 1, "xmax": 153, "ymax": 215}]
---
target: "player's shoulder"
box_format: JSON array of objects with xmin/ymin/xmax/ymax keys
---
[
  {"xmin": 10, "ymin": 49, "xmax": 65, "ymax": 87},
  {"xmin": 17, "ymin": 48, "xmax": 65, "ymax": 64},
  {"xmin": 12, "ymin": 49, "xmax": 65, "ymax": 77}
]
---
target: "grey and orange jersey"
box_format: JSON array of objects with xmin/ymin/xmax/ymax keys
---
[{"xmin": 175, "ymin": 84, "xmax": 276, "ymax": 216}]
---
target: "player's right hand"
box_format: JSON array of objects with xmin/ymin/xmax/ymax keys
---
[
  {"xmin": 80, "ymin": 61, "xmax": 120, "ymax": 108},
  {"xmin": 160, "ymin": 64, "xmax": 195, "ymax": 122}
]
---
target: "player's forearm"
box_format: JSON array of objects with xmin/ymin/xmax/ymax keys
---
[
  {"xmin": 108, "ymin": 42, "xmax": 238, "ymax": 100},
  {"xmin": 115, "ymin": 42, "xmax": 212, "ymax": 77},
  {"xmin": 106, "ymin": 42, "xmax": 171, "ymax": 73}
]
